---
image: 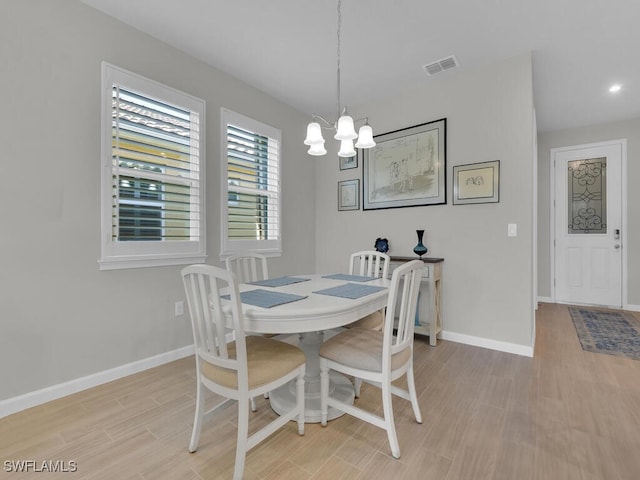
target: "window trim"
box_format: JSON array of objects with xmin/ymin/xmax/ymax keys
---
[
  {"xmin": 99, "ymin": 62, "xmax": 206, "ymax": 270},
  {"xmin": 220, "ymin": 108, "xmax": 282, "ymax": 259}
]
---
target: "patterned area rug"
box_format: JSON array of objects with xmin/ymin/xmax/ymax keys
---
[{"xmin": 568, "ymin": 307, "xmax": 640, "ymax": 360}]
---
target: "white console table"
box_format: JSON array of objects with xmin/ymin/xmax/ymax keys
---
[{"xmin": 389, "ymin": 256, "xmax": 444, "ymax": 346}]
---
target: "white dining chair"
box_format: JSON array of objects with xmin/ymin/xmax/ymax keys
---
[
  {"xmin": 319, "ymin": 259, "xmax": 423, "ymax": 459},
  {"xmin": 182, "ymin": 264, "xmax": 306, "ymax": 480},
  {"xmin": 225, "ymin": 253, "xmax": 269, "ymax": 284},
  {"xmin": 225, "ymin": 252, "xmax": 280, "ymax": 407},
  {"xmin": 347, "ymin": 250, "xmax": 390, "ymax": 330}
]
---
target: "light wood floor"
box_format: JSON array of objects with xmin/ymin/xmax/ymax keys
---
[{"xmin": 3, "ymin": 303, "xmax": 640, "ymax": 479}]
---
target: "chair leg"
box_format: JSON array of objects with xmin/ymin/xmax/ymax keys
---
[
  {"xmin": 320, "ymin": 359, "xmax": 329, "ymax": 427},
  {"xmin": 381, "ymin": 381, "xmax": 400, "ymax": 459},
  {"xmin": 250, "ymin": 397, "xmax": 257, "ymax": 412},
  {"xmin": 296, "ymin": 372, "xmax": 305, "ymax": 436},
  {"xmin": 406, "ymin": 362, "xmax": 423, "ymax": 424},
  {"xmin": 354, "ymin": 377, "xmax": 362, "ymax": 398},
  {"xmin": 188, "ymin": 382, "xmax": 204, "ymax": 453},
  {"xmin": 233, "ymin": 398, "xmax": 250, "ymax": 480}
]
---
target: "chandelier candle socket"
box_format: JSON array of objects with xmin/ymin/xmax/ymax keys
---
[{"xmin": 304, "ymin": 0, "xmax": 376, "ymax": 157}]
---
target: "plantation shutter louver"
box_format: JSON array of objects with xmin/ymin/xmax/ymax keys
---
[
  {"xmin": 221, "ymin": 109, "xmax": 281, "ymax": 257},
  {"xmin": 111, "ymin": 87, "xmax": 200, "ymax": 242}
]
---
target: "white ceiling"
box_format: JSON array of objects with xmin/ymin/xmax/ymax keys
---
[{"xmin": 82, "ymin": 0, "xmax": 640, "ymax": 133}]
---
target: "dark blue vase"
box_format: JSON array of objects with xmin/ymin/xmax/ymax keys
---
[{"xmin": 413, "ymin": 229, "xmax": 428, "ymax": 257}]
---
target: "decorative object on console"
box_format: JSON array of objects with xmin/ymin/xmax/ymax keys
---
[
  {"xmin": 303, "ymin": 0, "xmax": 375, "ymax": 157},
  {"xmin": 374, "ymin": 237, "xmax": 389, "ymax": 253},
  {"xmin": 363, "ymin": 118, "xmax": 447, "ymax": 210},
  {"xmin": 413, "ymin": 229, "xmax": 428, "ymax": 257}
]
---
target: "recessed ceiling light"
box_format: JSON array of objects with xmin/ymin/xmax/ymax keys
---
[{"xmin": 609, "ymin": 84, "xmax": 622, "ymax": 93}]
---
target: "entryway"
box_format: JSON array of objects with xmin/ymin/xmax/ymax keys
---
[{"xmin": 551, "ymin": 139, "xmax": 626, "ymax": 308}]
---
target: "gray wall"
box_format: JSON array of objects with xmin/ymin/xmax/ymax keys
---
[
  {"xmin": 537, "ymin": 117, "xmax": 640, "ymax": 305},
  {"xmin": 0, "ymin": 0, "xmax": 316, "ymax": 401},
  {"xmin": 0, "ymin": 1, "xmax": 539, "ymax": 404},
  {"xmin": 315, "ymin": 54, "xmax": 536, "ymax": 349}
]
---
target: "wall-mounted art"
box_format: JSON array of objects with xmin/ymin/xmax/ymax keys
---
[
  {"xmin": 338, "ymin": 179, "xmax": 360, "ymax": 211},
  {"xmin": 453, "ymin": 160, "xmax": 500, "ymax": 204},
  {"xmin": 362, "ymin": 118, "xmax": 446, "ymax": 210},
  {"xmin": 339, "ymin": 154, "xmax": 357, "ymax": 170}
]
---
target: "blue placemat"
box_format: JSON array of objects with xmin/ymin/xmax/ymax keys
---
[
  {"xmin": 247, "ymin": 276, "xmax": 310, "ymax": 288},
  {"xmin": 322, "ymin": 273, "xmax": 378, "ymax": 282},
  {"xmin": 222, "ymin": 289, "xmax": 307, "ymax": 308},
  {"xmin": 313, "ymin": 282, "xmax": 387, "ymax": 299}
]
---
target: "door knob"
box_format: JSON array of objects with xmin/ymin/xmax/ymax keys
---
[{"xmin": 614, "ymin": 244, "xmax": 621, "ymax": 249}]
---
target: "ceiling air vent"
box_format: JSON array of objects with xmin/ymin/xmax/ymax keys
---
[{"xmin": 423, "ymin": 55, "xmax": 458, "ymax": 76}]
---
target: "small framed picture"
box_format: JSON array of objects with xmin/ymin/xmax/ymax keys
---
[
  {"xmin": 338, "ymin": 179, "xmax": 360, "ymax": 211},
  {"xmin": 339, "ymin": 154, "xmax": 358, "ymax": 170},
  {"xmin": 453, "ymin": 160, "xmax": 500, "ymax": 204}
]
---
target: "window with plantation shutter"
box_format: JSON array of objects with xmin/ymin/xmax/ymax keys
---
[
  {"xmin": 221, "ymin": 108, "xmax": 281, "ymax": 257},
  {"xmin": 100, "ymin": 63, "xmax": 206, "ymax": 270}
]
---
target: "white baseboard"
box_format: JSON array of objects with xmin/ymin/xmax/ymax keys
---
[
  {"xmin": 537, "ymin": 296, "xmax": 553, "ymax": 303},
  {"xmin": 441, "ymin": 331, "xmax": 534, "ymax": 357},
  {"xmin": 544, "ymin": 299, "xmax": 640, "ymax": 312},
  {"xmin": 0, "ymin": 345, "xmax": 194, "ymax": 419}
]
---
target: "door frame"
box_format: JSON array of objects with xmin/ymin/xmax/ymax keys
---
[{"xmin": 549, "ymin": 138, "xmax": 628, "ymax": 307}]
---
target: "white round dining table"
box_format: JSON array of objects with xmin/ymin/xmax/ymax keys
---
[{"xmin": 227, "ymin": 274, "xmax": 390, "ymax": 423}]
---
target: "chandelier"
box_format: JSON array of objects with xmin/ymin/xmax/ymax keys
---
[{"xmin": 304, "ymin": 0, "xmax": 375, "ymax": 157}]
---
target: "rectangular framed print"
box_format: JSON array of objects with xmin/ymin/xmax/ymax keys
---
[
  {"xmin": 363, "ymin": 118, "xmax": 446, "ymax": 210},
  {"xmin": 453, "ymin": 160, "xmax": 500, "ymax": 204},
  {"xmin": 338, "ymin": 179, "xmax": 360, "ymax": 211},
  {"xmin": 339, "ymin": 154, "xmax": 358, "ymax": 170}
]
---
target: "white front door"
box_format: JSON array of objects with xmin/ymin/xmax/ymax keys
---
[{"xmin": 553, "ymin": 141, "xmax": 624, "ymax": 307}]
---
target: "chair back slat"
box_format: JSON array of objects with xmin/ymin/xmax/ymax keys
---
[
  {"xmin": 182, "ymin": 264, "xmax": 248, "ymax": 377},
  {"xmin": 383, "ymin": 260, "xmax": 423, "ymax": 364},
  {"xmin": 349, "ymin": 251, "xmax": 390, "ymax": 279},
  {"xmin": 226, "ymin": 254, "xmax": 269, "ymax": 283}
]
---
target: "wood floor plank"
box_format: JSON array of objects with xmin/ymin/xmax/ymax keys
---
[
  {"xmin": 308, "ymin": 455, "xmax": 361, "ymax": 480},
  {"xmin": 444, "ymin": 404, "xmax": 505, "ymax": 480}
]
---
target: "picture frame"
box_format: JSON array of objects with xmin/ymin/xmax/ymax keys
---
[
  {"xmin": 453, "ymin": 160, "xmax": 500, "ymax": 205},
  {"xmin": 363, "ymin": 118, "xmax": 446, "ymax": 210},
  {"xmin": 339, "ymin": 154, "xmax": 358, "ymax": 170},
  {"xmin": 337, "ymin": 179, "xmax": 360, "ymax": 211}
]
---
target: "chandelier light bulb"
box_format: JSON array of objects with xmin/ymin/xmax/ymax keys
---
[
  {"xmin": 334, "ymin": 115, "xmax": 357, "ymax": 140},
  {"xmin": 304, "ymin": 122, "xmax": 325, "ymax": 145},
  {"xmin": 308, "ymin": 141, "xmax": 327, "ymax": 156},
  {"xmin": 338, "ymin": 138, "xmax": 356, "ymax": 158},
  {"xmin": 355, "ymin": 124, "xmax": 376, "ymax": 148}
]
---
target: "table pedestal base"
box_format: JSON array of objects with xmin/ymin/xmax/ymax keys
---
[
  {"xmin": 269, "ymin": 330, "xmax": 354, "ymax": 423},
  {"xmin": 269, "ymin": 371, "xmax": 354, "ymax": 423}
]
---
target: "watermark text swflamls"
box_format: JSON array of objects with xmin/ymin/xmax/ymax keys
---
[{"xmin": 4, "ymin": 460, "xmax": 78, "ymax": 473}]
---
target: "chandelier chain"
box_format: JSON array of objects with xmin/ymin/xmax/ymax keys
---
[
  {"xmin": 337, "ymin": 0, "xmax": 341, "ymax": 73},
  {"xmin": 336, "ymin": 0, "xmax": 342, "ymax": 119}
]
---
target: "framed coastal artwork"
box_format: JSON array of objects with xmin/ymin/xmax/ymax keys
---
[{"xmin": 362, "ymin": 118, "xmax": 446, "ymax": 210}]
